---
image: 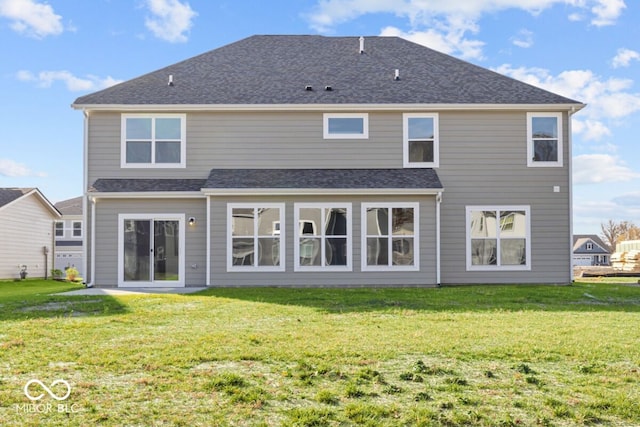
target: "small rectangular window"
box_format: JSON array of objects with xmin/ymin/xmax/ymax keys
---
[
  {"xmin": 527, "ymin": 113, "xmax": 562, "ymax": 167},
  {"xmin": 72, "ymin": 221, "xmax": 83, "ymax": 238},
  {"xmin": 323, "ymin": 113, "xmax": 368, "ymax": 139},
  {"xmin": 403, "ymin": 113, "xmax": 439, "ymax": 168},
  {"xmin": 55, "ymin": 221, "xmax": 64, "ymax": 238}
]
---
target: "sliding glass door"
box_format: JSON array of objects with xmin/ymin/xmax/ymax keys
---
[{"xmin": 119, "ymin": 214, "xmax": 184, "ymax": 287}]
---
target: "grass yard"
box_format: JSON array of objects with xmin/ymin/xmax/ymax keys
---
[{"xmin": 1, "ymin": 280, "xmax": 639, "ymax": 426}]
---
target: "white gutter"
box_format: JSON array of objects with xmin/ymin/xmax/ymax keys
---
[
  {"xmin": 88, "ymin": 191, "xmax": 204, "ymax": 199},
  {"xmin": 71, "ymin": 103, "xmax": 587, "ymax": 113},
  {"xmin": 206, "ymin": 194, "xmax": 211, "ymax": 287},
  {"xmin": 436, "ymin": 192, "xmax": 442, "ymax": 285},
  {"xmin": 202, "ymin": 188, "xmax": 444, "ymax": 196}
]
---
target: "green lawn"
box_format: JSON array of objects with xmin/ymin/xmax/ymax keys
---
[{"xmin": 1, "ymin": 280, "xmax": 639, "ymax": 426}]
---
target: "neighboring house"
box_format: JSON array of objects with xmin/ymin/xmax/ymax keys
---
[
  {"xmin": 72, "ymin": 35, "xmax": 584, "ymax": 288},
  {"xmin": 54, "ymin": 196, "xmax": 84, "ymax": 277},
  {"xmin": 572, "ymin": 235, "xmax": 611, "ymax": 266},
  {"xmin": 0, "ymin": 188, "xmax": 61, "ymax": 279}
]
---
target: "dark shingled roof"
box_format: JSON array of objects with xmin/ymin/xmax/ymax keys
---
[
  {"xmin": 205, "ymin": 168, "xmax": 443, "ymax": 190},
  {"xmin": 90, "ymin": 179, "xmax": 207, "ymax": 193},
  {"xmin": 74, "ymin": 35, "xmax": 581, "ymax": 106},
  {"xmin": 89, "ymin": 169, "xmax": 442, "ymax": 193},
  {"xmin": 0, "ymin": 188, "xmax": 33, "ymax": 208}
]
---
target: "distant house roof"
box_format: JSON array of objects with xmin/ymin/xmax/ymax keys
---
[
  {"xmin": 89, "ymin": 169, "xmax": 443, "ymax": 194},
  {"xmin": 0, "ymin": 188, "xmax": 61, "ymax": 217},
  {"xmin": 55, "ymin": 196, "xmax": 83, "ymax": 215},
  {"xmin": 73, "ymin": 35, "xmax": 583, "ymax": 107},
  {"xmin": 573, "ymin": 234, "xmax": 611, "ymax": 254}
]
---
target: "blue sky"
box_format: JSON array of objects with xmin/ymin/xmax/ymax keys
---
[{"xmin": 1, "ymin": 0, "xmax": 639, "ymax": 235}]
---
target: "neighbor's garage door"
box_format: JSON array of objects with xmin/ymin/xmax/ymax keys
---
[
  {"xmin": 55, "ymin": 252, "xmax": 84, "ymax": 276},
  {"xmin": 573, "ymin": 256, "xmax": 592, "ymax": 267}
]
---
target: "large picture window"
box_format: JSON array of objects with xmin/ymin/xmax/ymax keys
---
[
  {"xmin": 294, "ymin": 204, "xmax": 352, "ymax": 271},
  {"xmin": 121, "ymin": 114, "xmax": 186, "ymax": 168},
  {"xmin": 403, "ymin": 113, "xmax": 439, "ymax": 168},
  {"xmin": 466, "ymin": 206, "xmax": 531, "ymax": 270},
  {"xmin": 227, "ymin": 204, "xmax": 285, "ymax": 271},
  {"xmin": 527, "ymin": 112, "xmax": 562, "ymax": 167},
  {"xmin": 323, "ymin": 113, "xmax": 368, "ymax": 139},
  {"xmin": 362, "ymin": 203, "xmax": 419, "ymax": 271}
]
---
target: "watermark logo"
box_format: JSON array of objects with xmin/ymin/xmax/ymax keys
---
[
  {"xmin": 16, "ymin": 379, "xmax": 80, "ymax": 414},
  {"xmin": 24, "ymin": 379, "xmax": 71, "ymax": 401}
]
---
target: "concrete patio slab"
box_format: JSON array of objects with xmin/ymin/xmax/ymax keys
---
[{"xmin": 56, "ymin": 287, "xmax": 208, "ymax": 296}]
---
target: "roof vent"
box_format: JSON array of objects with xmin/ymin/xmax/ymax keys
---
[
  {"xmin": 394, "ymin": 69, "xmax": 400, "ymax": 81},
  {"xmin": 359, "ymin": 36, "xmax": 364, "ymax": 54},
  {"xmin": 305, "ymin": 85, "xmax": 313, "ymax": 91},
  {"xmin": 168, "ymin": 75, "xmax": 174, "ymax": 86},
  {"xmin": 324, "ymin": 85, "xmax": 333, "ymax": 91}
]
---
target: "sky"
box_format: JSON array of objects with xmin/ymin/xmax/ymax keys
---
[{"xmin": 1, "ymin": 0, "xmax": 639, "ymax": 236}]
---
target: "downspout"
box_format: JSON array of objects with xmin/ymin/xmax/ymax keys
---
[
  {"xmin": 436, "ymin": 191, "xmax": 442, "ymax": 285},
  {"xmin": 81, "ymin": 110, "xmax": 93, "ymax": 287},
  {"xmin": 90, "ymin": 196, "xmax": 96, "ymax": 287},
  {"xmin": 568, "ymin": 107, "xmax": 576, "ymax": 283},
  {"xmin": 206, "ymin": 194, "xmax": 211, "ymax": 286}
]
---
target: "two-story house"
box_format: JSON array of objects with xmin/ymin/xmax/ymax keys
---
[
  {"xmin": 53, "ymin": 196, "xmax": 84, "ymax": 276},
  {"xmin": 72, "ymin": 35, "xmax": 584, "ymax": 288}
]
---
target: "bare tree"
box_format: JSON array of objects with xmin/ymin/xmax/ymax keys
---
[{"xmin": 600, "ymin": 220, "xmax": 640, "ymax": 251}]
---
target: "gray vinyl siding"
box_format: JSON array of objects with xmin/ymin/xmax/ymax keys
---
[
  {"xmin": 208, "ymin": 195, "xmax": 438, "ymax": 287},
  {"xmin": 437, "ymin": 111, "xmax": 571, "ymax": 284},
  {"xmin": 91, "ymin": 198, "xmax": 206, "ymax": 287},
  {"xmin": 86, "ymin": 111, "xmax": 405, "ymax": 184},
  {"xmin": 0, "ymin": 195, "xmax": 56, "ymax": 279}
]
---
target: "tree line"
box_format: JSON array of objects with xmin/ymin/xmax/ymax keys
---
[{"xmin": 600, "ymin": 220, "xmax": 640, "ymax": 251}]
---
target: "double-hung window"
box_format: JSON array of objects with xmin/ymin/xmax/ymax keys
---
[
  {"xmin": 228, "ymin": 204, "xmax": 285, "ymax": 271},
  {"xmin": 362, "ymin": 203, "xmax": 419, "ymax": 271},
  {"xmin": 294, "ymin": 204, "xmax": 352, "ymax": 271},
  {"xmin": 55, "ymin": 221, "xmax": 64, "ymax": 238},
  {"xmin": 466, "ymin": 206, "xmax": 531, "ymax": 270},
  {"xmin": 403, "ymin": 113, "xmax": 439, "ymax": 168},
  {"xmin": 122, "ymin": 114, "xmax": 186, "ymax": 168},
  {"xmin": 72, "ymin": 221, "xmax": 83, "ymax": 238},
  {"xmin": 323, "ymin": 113, "xmax": 368, "ymax": 139},
  {"xmin": 527, "ymin": 112, "xmax": 562, "ymax": 167}
]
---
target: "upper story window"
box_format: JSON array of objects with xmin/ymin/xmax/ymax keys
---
[
  {"xmin": 527, "ymin": 112, "xmax": 562, "ymax": 167},
  {"xmin": 403, "ymin": 113, "xmax": 439, "ymax": 168},
  {"xmin": 586, "ymin": 242, "xmax": 593, "ymax": 251},
  {"xmin": 466, "ymin": 206, "xmax": 531, "ymax": 271},
  {"xmin": 72, "ymin": 221, "xmax": 83, "ymax": 238},
  {"xmin": 121, "ymin": 114, "xmax": 186, "ymax": 168},
  {"xmin": 323, "ymin": 113, "xmax": 368, "ymax": 139},
  {"xmin": 55, "ymin": 221, "xmax": 64, "ymax": 238}
]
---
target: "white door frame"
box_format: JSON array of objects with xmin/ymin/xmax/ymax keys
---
[{"xmin": 117, "ymin": 213, "xmax": 185, "ymax": 287}]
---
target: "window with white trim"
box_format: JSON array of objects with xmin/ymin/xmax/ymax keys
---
[
  {"xmin": 466, "ymin": 206, "xmax": 531, "ymax": 270},
  {"xmin": 227, "ymin": 204, "xmax": 285, "ymax": 271},
  {"xmin": 403, "ymin": 113, "xmax": 439, "ymax": 168},
  {"xmin": 323, "ymin": 113, "xmax": 368, "ymax": 139},
  {"xmin": 527, "ymin": 112, "xmax": 562, "ymax": 167},
  {"xmin": 72, "ymin": 221, "xmax": 83, "ymax": 238},
  {"xmin": 121, "ymin": 114, "xmax": 186, "ymax": 168},
  {"xmin": 362, "ymin": 203, "xmax": 419, "ymax": 271},
  {"xmin": 55, "ymin": 221, "xmax": 64, "ymax": 238},
  {"xmin": 294, "ymin": 204, "xmax": 352, "ymax": 271}
]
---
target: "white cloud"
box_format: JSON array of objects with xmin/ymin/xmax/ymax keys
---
[
  {"xmin": 612, "ymin": 192, "xmax": 640, "ymax": 207},
  {"xmin": 306, "ymin": 1, "xmax": 626, "ymax": 57},
  {"xmin": 572, "ymin": 119, "xmax": 612, "ymax": 141},
  {"xmin": 494, "ymin": 64, "xmax": 640, "ymax": 140},
  {"xmin": 591, "ymin": 0, "xmax": 626, "ymax": 26},
  {"xmin": 612, "ymin": 48, "xmax": 640, "ymax": 68},
  {"xmin": 512, "ymin": 29, "xmax": 534, "ymax": 48},
  {"xmin": 573, "ymin": 154, "xmax": 640, "ymax": 184},
  {"xmin": 0, "ymin": 158, "xmax": 46, "ymax": 177},
  {"xmin": 0, "ymin": 0, "xmax": 63, "ymax": 38},
  {"xmin": 144, "ymin": 0, "xmax": 197, "ymax": 43},
  {"xmin": 17, "ymin": 70, "xmax": 122, "ymax": 92}
]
